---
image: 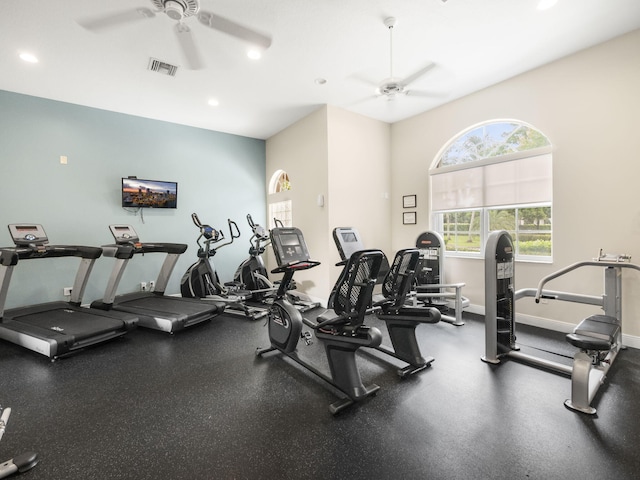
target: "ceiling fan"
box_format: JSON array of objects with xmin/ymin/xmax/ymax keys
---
[
  {"xmin": 363, "ymin": 17, "xmax": 440, "ymax": 101},
  {"xmin": 77, "ymin": 0, "xmax": 272, "ymax": 70}
]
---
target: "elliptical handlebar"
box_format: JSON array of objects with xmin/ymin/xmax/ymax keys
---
[
  {"xmin": 228, "ymin": 219, "xmax": 241, "ymax": 241},
  {"xmin": 246, "ymin": 214, "xmax": 269, "ymax": 240},
  {"xmin": 191, "ymin": 213, "xmax": 241, "ymax": 255},
  {"xmin": 245, "ymin": 215, "xmax": 270, "ymax": 255},
  {"xmin": 208, "ymin": 219, "xmax": 239, "ymax": 252},
  {"xmin": 191, "ymin": 212, "xmax": 203, "ymax": 228}
]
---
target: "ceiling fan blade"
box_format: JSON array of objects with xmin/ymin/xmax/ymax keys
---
[
  {"xmin": 197, "ymin": 11, "xmax": 272, "ymax": 50},
  {"xmin": 402, "ymin": 62, "xmax": 437, "ymax": 87},
  {"xmin": 406, "ymin": 89, "xmax": 449, "ymax": 99},
  {"xmin": 349, "ymin": 73, "xmax": 380, "ymax": 89},
  {"xmin": 175, "ymin": 23, "xmax": 204, "ymax": 70},
  {"xmin": 78, "ymin": 8, "xmax": 155, "ymax": 32}
]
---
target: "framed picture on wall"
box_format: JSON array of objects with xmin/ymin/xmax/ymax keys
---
[
  {"xmin": 403, "ymin": 211, "xmax": 417, "ymax": 225},
  {"xmin": 403, "ymin": 194, "xmax": 416, "ymax": 208}
]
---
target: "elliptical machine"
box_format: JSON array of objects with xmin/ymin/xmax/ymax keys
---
[
  {"xmin": 180, "ymin": 213, "xmax": 267, "ymax": 320},
  {"xmin": 257, "ymin": 227, "xmax": 385, "ymax": 415},
  {"xmin": 233, "ymin": 214, "xmax": 275, "ymax": 302}
]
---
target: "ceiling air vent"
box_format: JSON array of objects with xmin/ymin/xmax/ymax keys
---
[{"xmin": 148, "ymin": 58, "xmax": 178, "ymax": 76}]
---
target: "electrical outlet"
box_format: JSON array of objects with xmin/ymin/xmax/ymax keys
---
[
  {"xmin": 140, "ymin": 282, "xmax": 147, "ymax": 292},
  {"xmin": 63, "ymin": 287, "xmax": 73, "ymax": 296},
  {"xmin": 149, "ymin": 281, "xmax": 155, "ymax": 292}
]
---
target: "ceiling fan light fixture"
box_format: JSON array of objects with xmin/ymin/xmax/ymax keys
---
[
  {"xmin": 19, "ymin": 52, "xmax": 38, "ymax": 63},
  {"xmin": 377, "ymin": 81, "xmax": 406, "ymax": 98},
  {"xmin": 164, "ymin": 0, "xmax": 186, "ymax": 20},
  {"xmin": 247, "ymin": 48, "xmax": 261, "ymax": 60}
]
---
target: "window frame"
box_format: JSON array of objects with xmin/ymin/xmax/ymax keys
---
[
  {"xmin": 268, "ymin": 200, "xmax": 292, "ymax": 230},
  {"xmin": 430, "ymin": 120, "xmax": 553, "ymax": 263},
  {"xmin": 432, "ymin": 203, "xmax": 552, "ymax": 262}
]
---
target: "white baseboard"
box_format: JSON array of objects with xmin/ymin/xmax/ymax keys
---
[{"xmin": 466, "ymin": 304, "xmax": 640, "ymax": 350}]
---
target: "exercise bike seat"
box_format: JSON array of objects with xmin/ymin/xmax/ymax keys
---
[{"xmin": 314, "ymin": 249, "xmax": 385, "ymax": 347}]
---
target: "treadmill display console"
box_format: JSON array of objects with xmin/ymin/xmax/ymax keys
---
[
  {"xmin": 8, "ymin": 224, "xmax": 49, "ymax": 246},
  {"xmin": 109, "ymin": 225, "xmax": 140, "ymax": 244}
]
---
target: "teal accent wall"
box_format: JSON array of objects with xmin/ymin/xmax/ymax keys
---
[{"xmin": 0, "ymin": 90, "xmax": 266, "ymax": 308}]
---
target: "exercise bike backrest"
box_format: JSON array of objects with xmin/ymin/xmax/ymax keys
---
[
  {"xmin": 191, "ymin": 213, "xmax": 240, "ymax": 259},
  {"xmin": 380, "ymin": 248, "xmax": 421, "ymax": 311},
  {"xmin": 328, "ymin": 249, "xmax": 385, "ymax": 325}
]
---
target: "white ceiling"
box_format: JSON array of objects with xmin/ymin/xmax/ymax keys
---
[{"xmin": 2, "ymin": 0, "xmax": 639, "ymax": 140}]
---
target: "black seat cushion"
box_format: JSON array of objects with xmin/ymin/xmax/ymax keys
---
[{"xmin": 566, "ymin": 314, "xmax": 620, "ymax": 350}]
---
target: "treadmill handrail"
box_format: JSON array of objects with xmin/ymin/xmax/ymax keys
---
[
  {"xmin": 0, "ymin": 250, "xmax": 19, "ymax": 267},
  {"xmin": 102, "ymin": 242, "xmax": 188, "ymax": 258},
  {"xmin": 119, "ymin": 242, "xmax": 188, "ymax": 255},
  {"xmin": 101, "ymin": 244, "xmax": 137, "ymax": 259},
  {"xmin": 1, "ymin": 245, "xmax": 103, "ymax": 261}
]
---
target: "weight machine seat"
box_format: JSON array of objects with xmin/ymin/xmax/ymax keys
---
[
  {"xmin": 375, "ymin": 249, "xmax": 441, "ymax": 324},
  {"xmin": 566, "ymin": 314, "xmax": 620, "ymax": 351}
]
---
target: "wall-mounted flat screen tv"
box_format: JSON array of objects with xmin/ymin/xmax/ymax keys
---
[{"xmin": 121, "ymin": 178, "xmax": 178, "ymax": 209}]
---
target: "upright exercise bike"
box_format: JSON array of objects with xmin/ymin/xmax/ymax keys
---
[
  {"xmin": 257, "ymin": 226, "xmax": 385, "ymax": 415},
  {"xmin": 233, "ymin": 214, "xmax": 320, "ymax": 312},
  {"xmin": 180, "ymin": 213, "xmax": 266, "ymax": 320}
]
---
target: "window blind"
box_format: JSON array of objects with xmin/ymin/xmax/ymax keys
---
[{"xmin": 430, "ymin": 153, "xmax": 552, "ymax": 211}]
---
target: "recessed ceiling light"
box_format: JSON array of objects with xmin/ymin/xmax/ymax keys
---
[
  {"xmin": 247, "ymin": 49, "xmax": 261, "ymax": 60},
  {"xmin": 19, "ymin": 52, "xmax": 38, "ymax": 63},
  {"xmin": 314, "ymin": 78, "xmax": 327, "ymax": 85},
  {"xmin": 207, "ymin": 98, "xmax": 219, "ymax": 107},
  {"xmin": 537, "ymin": 0, "xmax": 558, "ymax": 10}
]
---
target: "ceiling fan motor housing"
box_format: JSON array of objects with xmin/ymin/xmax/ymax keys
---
[
  {"xmin": 152, "ymin": 0, "xmax": 199, "ymax": 19},
  {"xmin": 378, "ymin": 80, "xmax": 406, "ymax": 99}
]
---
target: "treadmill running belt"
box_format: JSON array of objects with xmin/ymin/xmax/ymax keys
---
[
  {"xmin": 116, "ymin": 295, "xmax": 216, "ymax": 316},
  {"xmin": 5, "ymin": 304, "xmax": 126, "ymax": 341}
]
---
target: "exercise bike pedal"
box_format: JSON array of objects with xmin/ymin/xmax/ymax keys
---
[{"xmin": 301, "ymin": 331, "xmax": 313, "ymax": 346}]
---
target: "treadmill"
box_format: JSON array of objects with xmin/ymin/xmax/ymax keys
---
[
  {"xmin": 91, "ymin": 225, "xmax": 225, "ymax": 333},
  {"xmin": 0, "ymin": 224, "xmax": 138, "ymax": 360}
]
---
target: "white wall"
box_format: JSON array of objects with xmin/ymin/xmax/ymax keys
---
[
  {"xmin": 266, "ymin": 107, "xmax": 330, "ymax": 300},
  {"xmin": 266, "ymin": 106, "xmax": 391, "ymax": 301},
  {"xmin": 391, "ymin": 29, "xmax": 640, "ymax": 338},
  {"xmin": 326, "ymin": 106, "xmax": 392, "ymax": 287}
]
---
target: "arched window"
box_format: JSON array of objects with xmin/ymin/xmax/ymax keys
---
[
  {"xmin": 269, "ymin": 169, "xmax": 291, "ymax": 193},
  {"xmin": 430, "ymin": 120, "xmax": 552, "ymax": 261},
  {"xmin": 268, "ymin": 169, "xmax": 292, "ymax": 229}
]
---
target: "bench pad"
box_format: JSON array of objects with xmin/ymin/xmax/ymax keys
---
[{"xmin": 566, "ymin": 314, "xmax": 620, "ymax": 351}]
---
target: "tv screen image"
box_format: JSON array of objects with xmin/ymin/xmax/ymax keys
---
[{"xmin": 122, "ymin": 178, "xmax": 178, "ymax": 209}]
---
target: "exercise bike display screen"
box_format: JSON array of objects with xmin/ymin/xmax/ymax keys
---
[
  {"xmin": 280, "ymin": 233, "xmax": 301, "ymax": 246},
  {"xmin": 341, "ymin": 232, "xmax": 357, "ymax": 243},
  {"xmin": 333, "ymin": 227, "xmax": 365, "ymax": 261},
  {"xmin": 271, "ymin": 228, "xmax": 311, "ymax": 266}
]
